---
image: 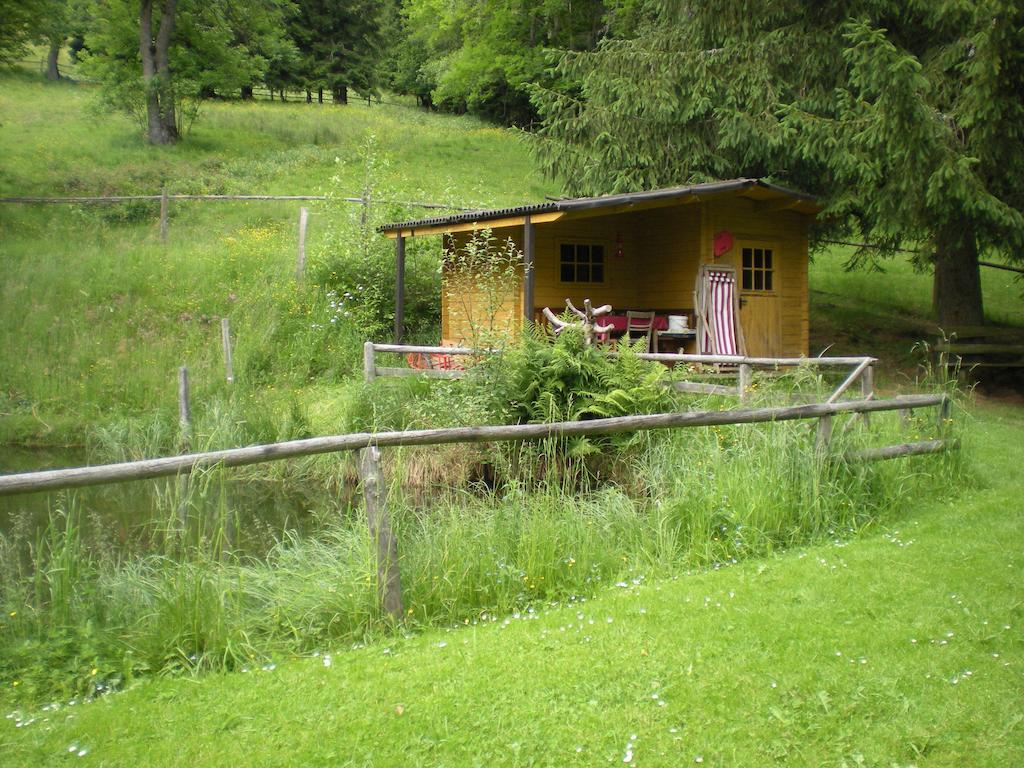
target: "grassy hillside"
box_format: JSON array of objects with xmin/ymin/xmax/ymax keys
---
[
  {"xmin": 2, "ymin": 70, "xmax": 1021, "ymax": 446},
  {"xmin": 2, "ymin": 405, "xmax": 1020, "ymax": 767},
  {"xmin": 0, "ymin": 72, "xmax": 553, "ymax": 446}
]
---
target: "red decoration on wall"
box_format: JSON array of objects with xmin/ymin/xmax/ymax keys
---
[{"xmin": 713, "ymin": 230, "xmax": 734, "ymax": 258}]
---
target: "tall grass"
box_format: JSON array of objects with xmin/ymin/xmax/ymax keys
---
[{"xmin": 0, "ymin": 381, "xmax": 964, "ymax": 703}]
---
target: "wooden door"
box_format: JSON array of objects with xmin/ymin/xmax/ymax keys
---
[{"xmin": 735, "ymin": 243, "xmax": 781, "ymax": 357}]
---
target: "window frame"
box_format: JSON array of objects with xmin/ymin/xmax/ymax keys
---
[
  {"xmin": 739, "ymin": 244, "xmax": 778, "ymax": 294},
  {"xmin": 557, "ymin": 240, "xmax": 607, "ymax": 285}
]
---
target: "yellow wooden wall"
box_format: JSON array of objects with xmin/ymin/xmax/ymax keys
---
[
  {"xmin": 702, "ymin": 197, "xmax": 810, "ymax": 357},
  {"xmin": 437, "ymin": 197, "xmax": 810, "ymax": 356},
  {"xmin": 440, "ymin": 230, "xmax": 523, "ymax": 344}
]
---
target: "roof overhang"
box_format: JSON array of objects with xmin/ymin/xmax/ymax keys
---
[{"xmin": 378, "ymin": 178, "xmax": 820, "ymax": 238}]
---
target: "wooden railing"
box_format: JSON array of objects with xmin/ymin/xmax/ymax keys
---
[
  {"xmin": 363, "ymin": 342, "xmax": 877, "ymax": 402},
  {"xmin": 0, "ymin": 392, "xmax": 953, "ymax": 621}
]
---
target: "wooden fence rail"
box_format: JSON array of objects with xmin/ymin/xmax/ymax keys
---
[
  {"xmin": 0, "ymin": 392, "xmax": 951, "ymax": 619},
  {"xmin": 363, "ymin": 342, "xmax": 876, "ymax": 401},
  {"xmin": 0, "ymin": 393, "xmax": 945, "ymax": 497}
]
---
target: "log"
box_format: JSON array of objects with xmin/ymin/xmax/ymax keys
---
[
  {"xmin": 0, "ymin": 394, "xmax": 947, "ymax": 496},
  {"xmin": 373, "ymin": 367, "xmax": 463, "ymax": 379},
  {"xmin": 372, "ymin": 344, "xmax": 476, "ymax": 355},
  {"xmin": 845, "ymin": 439, "xmax": 958, "ymax": 462},
  {"xmin": 672, "ymin": 381, "xmax": 736, "ymax": 396},
  {"xmin": 826, "ymin": 358, "xmax": 873, "ymax": 404},
  {"xmin": 360, "ymin": 447, "xmax": 403, "ymax": 621}
]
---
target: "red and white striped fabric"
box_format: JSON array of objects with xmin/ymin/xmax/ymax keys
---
[{"xmin": 700, "ymin": 269, "xmax": 738, "ymax": 355}]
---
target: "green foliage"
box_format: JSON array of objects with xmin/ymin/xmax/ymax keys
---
[
  {"xmin": 393, "ymin": 0, "xmax": 611, "ymax": 124},
  {"xmin": 80, "ymin": 0, "xmax": 296, "ymax": 137},
  {"xmin": 532, "ymin": 0, "xmax": 1024, "ymax": 323},
  {"xmin": 310, "ymin": 134, "xmax": 441, "ymax": 343}
]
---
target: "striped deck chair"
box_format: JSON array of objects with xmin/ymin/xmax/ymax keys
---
[{"xmin": 694, "ymin": 264, "xmax": 746, "ymax": 357}]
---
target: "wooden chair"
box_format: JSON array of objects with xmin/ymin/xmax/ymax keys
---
[{"xmin": 625, "ymin": 310, "xmax": 656, "ymax": 352}]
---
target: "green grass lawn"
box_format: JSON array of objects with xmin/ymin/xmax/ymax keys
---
[
  {"xmin": 2, "ymin": 404, "xmax": 1020, "ymax": 767},
  {"xmin": 1, "ymin": 67, "xmax": 1023, "ymax": 766}
]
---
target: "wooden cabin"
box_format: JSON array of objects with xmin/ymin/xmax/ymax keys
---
[{"xmin": 378, "ymin": 179, "xmax": 820, "ymax": 357}]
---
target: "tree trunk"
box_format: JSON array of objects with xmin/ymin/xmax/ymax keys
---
[
  {"xmin": 305, "ymin": 89, "xmax": 312, "ymax": 103},
  {"xmin": 933, "ymin": 225, "xmax": 985, "ymax": 326},
  {"xmin": 332, "ymin": 85, "xmax": 348, "ymax": 104},
  {"xmin": 280, "ymin": 88, "xmax": 287, "ymax": 101},
  {"xmin": 139, "ymin": 0, "xmax": 179, "ymax": 145},
  {"xmin": 317, "ymin": 88, "xmax": 323, "ymax": 103},
  {"xmin": 241, "ymin": 85, "xmax": 253, "ymax": 100},
  {"xmin": 46, "ymin": 38, "xmax": 62, "ymax": 81}
]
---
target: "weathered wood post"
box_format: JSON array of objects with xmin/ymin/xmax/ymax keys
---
[
  {"xmin": 159, "ymin": 187, "xmax": 169, "ymax": 243},
  {"xmin": 937, "ymin": 395, "xmax": 951, "ymax": 433},
  {"xmin": 359, "ymin": 446, "xmax": 403, "ymax": 621},
  {"xmin": 860, "ymin": 362, "xmax": 875, "ymax": 425},
  {"xmin": 523, "ymin": 216, "xmax": 535, "ymax": 325},
  {"xmin": 738, "ymin": 363, "xmax": 752, "ymax": 402},
  {"xmin": 221, "ymin": 317, "xmax": 234, "ymax": 384},
  {"xmin": 394, "ymin": 235, "xmax": 406, "ymax": 343},
  {"xmin": 296, "ymin": 206, "xmax": 309, "ymax": 281},
  {"xmin": 816, "ymin": 414, "xmax": 833, "ymax": 455},
  {"xmin": 177, "ymin": 365, "xmax": 191, "ymax": 526},
  {"xmin": 363, "ymin": 341, "xmax": 376, "ymax": 382}
]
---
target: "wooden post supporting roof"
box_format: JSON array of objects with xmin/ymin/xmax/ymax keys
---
[
  {"xmin": 394, "ymin": 235, "xmax": 405, "ymax": 343},
  {"xmin": 523, "ymin": 216, "xmax": 535, "ymax": 325}
]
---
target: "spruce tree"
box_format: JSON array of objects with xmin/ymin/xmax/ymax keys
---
[{"xmin": 532, "ymin": 1, "xmax": 1024, "ymax": 325}]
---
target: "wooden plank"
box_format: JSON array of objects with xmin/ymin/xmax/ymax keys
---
[
  {"xmin": 359, "ymin": 447, "xmax": 403, "ymax": 621},
  {"xmin": 0, "ymin": 394, "xmax": 947, "ymax": 496}
]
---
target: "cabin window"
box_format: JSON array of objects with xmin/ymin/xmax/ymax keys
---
[
  {"xmin": 741, "ymin": 247, "xmax": 774, "ymax": 292},
  {"xmin": 559, "ymin": 243, "xmax": 605, "ymax": 283}
]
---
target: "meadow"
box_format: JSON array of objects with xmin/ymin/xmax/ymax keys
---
[{"xmin": 0, "ymin": 66, "xmax": 1022, "ymax": 765}]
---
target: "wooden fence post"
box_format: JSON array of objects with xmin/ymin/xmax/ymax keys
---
[
  {"xmin": 359, "ymin": 446, "xmax": 403, "ymax": 621},
  {"xmin": 177, "ymin": 366, "xmax": 191, "ymax": 526},
  {"xmin": 738, "ymin": 363, "xmax": 752, "ymax": 402},
  {"xmin": 937, "ymin": 395, "xmax": 951, "ymax": 433},
  {"xmin": 816, "ymin": 414, "xmax": 833, "ymax": 455},
  {"xmin": 860, "ymin": 362, "xmax": 875, "ymax": 426},
  {"xmin": 221, "ymin": 317, "xmax": 234, "ymax": 384},
  {"xmin": 296, "ymin": 206, "xmax": 309, "ymax": 281},
  {"xmin": 159, "ymin": 187, "xmax": 169, "ymax": 243},
  {"xmin": 363, "ymin": 341, "xmax": 376, "ymax": 382}
]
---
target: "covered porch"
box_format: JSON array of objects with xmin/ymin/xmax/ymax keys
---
[{"xmin": 379, "ymin": 179, "xmax": 820, "ymax": 358}]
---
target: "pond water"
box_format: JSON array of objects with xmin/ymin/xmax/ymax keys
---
[{"xmin": 0, "ymin": 445, "xmax": 352, "ymax": 558}]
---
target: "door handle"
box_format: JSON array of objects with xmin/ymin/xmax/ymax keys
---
[{"xmin": 739, "ymin": 297, "xmax": 748, "ymax": 307}]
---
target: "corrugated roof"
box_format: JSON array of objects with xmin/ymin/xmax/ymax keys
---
[{"xmin": 377, "ymin": 178, "xmax": 818, "ymax": 233}]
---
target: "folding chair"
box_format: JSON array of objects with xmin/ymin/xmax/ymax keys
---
[{"xmin": 694, "ymin": 264, "xmax": 746, "ymax": 357}]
